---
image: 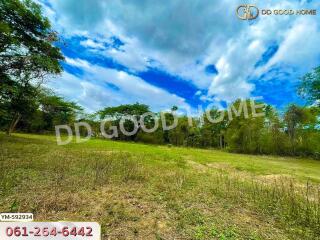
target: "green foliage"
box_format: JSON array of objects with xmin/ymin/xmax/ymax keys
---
[
  {"xmin": 0, "ymin": 0, "xmax": 64, "ymax": 78},
  {"xmin": 225, "ymin": 100, "xmax": 265, "ymax": 154},
  {"xmin": 135, "ymin": 128, "xmax": 164, "ymax": 145},
  {"xmin": 0, "ymin": 0, "xmax": 64, "ymax": 134},
  {"xmin": 0, "ymin": 87, "xmax": 83, "ymax": 133},
  {"xmin": 98, "ymin": 103, "xmax": 150, "ymax": 120},
  {"xmin": 201, "ymin": 108, "xmax": 228, "ymax": 148},
  {"xmin": 299, "ymin": 66, "xmax": 320, "ymax": 106},
  {"xmin": 0, "ymin": 77, "xmax": 39, "ymax": 134},
  {"xmin": 39, "ymin": 91, "xmax": 83, "ymax": 126},
  {"xmin": 98, "ymin": 103, "xmax": 151, "ymax": 141},
  {"xmin": 92, "ymin": 97, "xmax": 320, "ymax": 158}
]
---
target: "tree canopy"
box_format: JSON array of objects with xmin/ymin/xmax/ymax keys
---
[
  {"xmin": 0, "ymin": 0, "xmax": 64, "ymax": 80},
  {"xmin": 0, "ymin": 0, "xmax": 64, "ymax": 134},
  {"xmin": 299, "ymin": 66, "xmax": 320, "ymax": 106}
]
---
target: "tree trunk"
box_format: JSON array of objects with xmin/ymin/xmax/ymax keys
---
[
  {"xmin": 6, "ymin": 113, "xmax": 21, "ymax": 135},
  {"xmin": 220, "ymin": 134, "xmax": 225, "ymax": 149}
]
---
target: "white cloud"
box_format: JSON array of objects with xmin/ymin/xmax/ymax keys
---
[
  {"xmin": 42, "ymin": 0, "xmax": 320, "ymax": 106},
  {"xmin": 207, "ymin": 37, "xmax": 264, "ymax": 102},
  {"xmin": 195, "ymin": 90, "xmax": 202, "ymax": 96},
  {"xmin": 104, "ymin": 38, "xmax": 149, "ymax": 72},
  {"xmin": 256, "ymin": 17, "xmax": 320, "ymax": 75},
  {"xmin": 44, "ymin": 0, "xmax": 245, "ymax": 87},
  {"xmin": 208, "ymin": 1, "xmax": 320, "ymax": 102},
  {"xmin": 80, "ymin": 39, "xmax": 105, "ymax": 49},
  {"xmin": 47, "ymin": 58, "xmax": 189, "ymax": 112}
]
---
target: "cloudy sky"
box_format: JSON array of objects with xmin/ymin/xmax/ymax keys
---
[{"xmin": 38, "ymin": 0, "xmax": 320, "ymax": 112}]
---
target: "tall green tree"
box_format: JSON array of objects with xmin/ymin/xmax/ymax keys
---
[
  {"xmin": 98, "ymin": 103, "xmax": 150, "ymax": 140},
  {"xmin": 299, "ymin": 66, "xmax": 320, "ymax": 106},
  {"xmin": 0, "ymin": 77, "xmax": 38, "ymax": 134},
  {"xmin": 225, "ymin": 99, "xmax": 266, "ymax": 154},
  {"xmin": 16, "ymin": 89, "xmax": 83, "ymax": 133},
  {"xmin": 284, "ymin": 104, "xmax": 318, "ymax": 155},
  {"xmin": 201, "ymin": 108, "xmax": 228, "ymax": 148},
  {"xmin": 0, "ymin": 0, "xmax": 64, "ymax": 134},
  {"xmin": 39, "ymin": 91, "xmax": 83, "ymax": 129}
]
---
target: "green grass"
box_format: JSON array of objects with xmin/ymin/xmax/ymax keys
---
[{"xmin": 1, "ymin": 133, "xmax": 320, "ymax": 239}]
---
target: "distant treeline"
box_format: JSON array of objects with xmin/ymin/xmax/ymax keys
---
[
  {"xmin": 83, "ymin": 98, "xmax": 319, "ymax": 159},
  {"xmin": 0, "ymin": 0, "xmax": 319, "ymax": 158},
  {"xmin": 1, "ymin": 90, "xmax": 320, "ymax": 158}
]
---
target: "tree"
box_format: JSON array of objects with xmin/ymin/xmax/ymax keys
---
[
  {"xmin": 0, "ymin": 0, "xmax": 64, "ymax": 134},
  {"xmin": 98, "ymin": 103, "xmax": 150, "ymax": 120},
  {"xmin": 261, "ymin": 105, "xmax": 288, "ymax": 155},
  {"xmin": 168, "ymin": 116, "xmax": 189, "ymax": 146},
  {"xmin": 0, "ymin": 76, "xmax": 39, "ymax": 134},
  {"xmin": 201, "ymin": 108, "xmax": 228, "ymax": 148},
  {"xmin": 1, "ymin": 88, "xmax": 83, "ymax": 133},
  {"xmin": 284, "ymin": 104, "xmax": 317, "ymax": 155},
  {"xmin": 299, "ymin": 66, "xmax": 320, "ymax": 106},
  {"xmin": 98, "ymin": 103, "xmax": 150, "ymax": 140},
  {"xmin": 225, "ymin": 99, "xmax": 266, "ymax": 154},
  {"xmin": 285, "ymin": 105, "xmax": 306, "ymax": 143},
  {"xmin": 39, "ymin": 91, "xmax": 83, "ymax": 130}
]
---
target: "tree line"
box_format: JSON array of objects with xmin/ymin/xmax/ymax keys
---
[
  {"xmin": 1, "ymin": 0, "xmax": 319, "ymax": 158},
  {"xmin": 88, "ymin": 95, "xmax": 319, "ymax": 158}
]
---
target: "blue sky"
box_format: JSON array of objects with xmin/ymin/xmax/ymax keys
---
[{"xmin": 38, "ymin": 0, "xmax": 320, "ymax": 113}]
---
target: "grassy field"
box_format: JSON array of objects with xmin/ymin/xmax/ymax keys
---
[{"xmin": 0, "ymin": 133, "xmax": 320, "ymax": 239}]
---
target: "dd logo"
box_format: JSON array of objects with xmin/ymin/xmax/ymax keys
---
[
  {"xmin": 236, "ymin": 4, "xmax": 259, "ymax": 20},
  {"xmin": 262, "ymin": 9, "xmax": 272, "ymax": 15}
]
